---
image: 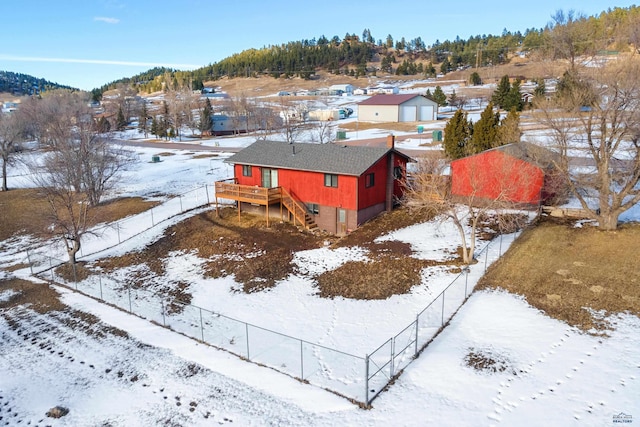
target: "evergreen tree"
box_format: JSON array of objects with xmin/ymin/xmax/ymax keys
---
[
  {"xmin": 440, "ymin": 58, "xmax": 451, "ymax": 75},
  {"xmin": 469, "ymin": 72, "xmax": 482, "ymax": 85},
  {"xmin": 504, "ymin": 79, "xmax": 524, "ymax": 111},
  {"xmin": 424, "ymin": 62, "xmax": 436, "ymax": 78},
  {"xmin": 432, "ymin": 86, "xmax": 448, "ymax": 106},
  {"xmin": 199, "ymin": 97, "xmax": 213, "ymax": 137},
  {"xmin": 496, "ymin": 109, "xmax": 522, "ymax": 146},
  {"xmin": 116, "ymin": 107, "xmax": 127, "ymax": 131},
  {"xmin": 424, "ymin": 88, "xmax": 433, "ymax": 100},
  {"xmin": 138, "ymin": 102, "xmax": 149, "ymax": 137},
  {"xmin": 492, "ymin": 75, "xmax": 511, "ymax": 109},
  {"xmin": 469, "ymin": 102, "xmax": 500, "ymax": 153},
  {"xmin": 151, "ymin": 116, "xmax": 158, "ymax": 138},
  {"xmin": 443, "ymin": 109, "xmax": 471, "ymax": 159}
]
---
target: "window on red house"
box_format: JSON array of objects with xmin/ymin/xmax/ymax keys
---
[
  {"xmin": 242, "ymin": 165, "xmax": 252, "ymax": 177},
  {"xmin": 324, "ymin": 173, "xmax": 338, "ymax": 188},
  {"xmin": 365, "ymin": 173, "xmax": 375, "ymax": 188}
]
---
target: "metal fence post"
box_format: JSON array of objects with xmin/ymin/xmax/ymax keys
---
[
  {"xmin": 485, "ymin": 246, "xmax": 489, "ymax": 272},
  {"xmin": 161, "ymin": 300, "xmax": 166, "ymax": 326},
  {"xmin": 464, "ymin": 268, "xmax": 469, "ymax": 297},
  {"xmin": 390, "ymin": 338, "xmax": 395, "ymax": 378},
  {"xmin": 128, "ymin": 282, "xmax": 132, "ymax": 312},
  {"xmin": 117, "ymin": 223, "xmax": 121, "ymax": 244},
  {"xmin": 26, "ymin": 249, "xmax": 33, "ymax": 274},
  {"xmin": 365, "ymin": 354, "xmax": 370, "ymax": 405},
  {"xmin": 99, "ymin": 275, "xmax": 103, "ymax": 300},
  {"xmin": 199, "ymin": 308, "xmax": 205, "ymax": 342},
  {"xmin": 245, "ymin": 323, "xmax": 250, "ymax": 359},
  {"xmin": 499, "ymin": 234, "xmax": 503, "ymax": 256},
  {"xmin": 205, "ymin": 185, "xmax": 210, "ymax": 205},
  {"xmin": 179, "ymin": 195, "xmax": 183, "ymax": 212},
  {"xmin": 441, "ymin": 291, "xmax": 446, "ymax": 326},
  {"xmin": 415, "ymin": 315, "xmax": 420, "ymax": 356},
  {"xmin": 300, "ymin": 340, "xmax": 304, "ymax": 380},
  {"xmin": 151, "ymin": 208, "xmax": 155, "ymax": 226}
]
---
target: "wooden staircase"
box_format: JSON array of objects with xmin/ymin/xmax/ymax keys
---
[{"xmin": 280, "ymin": 188, "xmax": 318, "ymax": 230}]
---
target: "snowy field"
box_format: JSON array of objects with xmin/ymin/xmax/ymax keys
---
[{"xmin": 1, "ymin": 92, "xmax": 639, "ymax": 425}]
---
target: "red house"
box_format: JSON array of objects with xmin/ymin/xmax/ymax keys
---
[
  {"xmin": 450, "ymin": 142, "xmax": 561, "ymax": 206},
  {"xmin": 215, "ymin": 136, "xmax": 412, "ymax": 234}
]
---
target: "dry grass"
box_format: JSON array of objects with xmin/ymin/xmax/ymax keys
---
[
  {"xmin": 0, "ymin": 278, "xmax": 66, "ymax": 313},
  {"xmin": 477, "ymin": 219, "xmax": 640, "ymax": 332},
  {"xmin": 0, "ymin": 189, "xmax": 158, "ymax": 241}
]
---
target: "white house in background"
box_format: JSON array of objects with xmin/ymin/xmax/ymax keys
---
[
  {"xmin": 353, "ymin": 88, "xmax": 368, "ymax": 95},
  {"xmin": 330, "ymin": 84, "xmax": 354, "ymax": 95},
  {"xmin": 369, "ymin": 86, "xmax": 400, "ymax": 95},
  {"xmin": 357, "ymin": 94, "xmax": 438, "ymax": 122}
]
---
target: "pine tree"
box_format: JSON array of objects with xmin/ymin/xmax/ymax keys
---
[
  {"xmin": 440, "ymin": 58, "xmax": 451, "ymax": 75},
  {"xmin": 504, "ymin": 79, "xmax": 524, "ymax": 111},
  {"xmin": 496, "ymin": 109, "xmax": 522, "ymax": 146},
  {"xmin": 432, "ymin": 86, "xmax": 448, "ymax": 106},
  {"xmin": 425, "ymin": 88, "xmax": 433, "ymax": 100},
  {"xmin": 534, "ymin": 78, "xmax": 546, "ymax": 97},
  {"xmin": 116, "ymin": 107, "xmax": 127, "ymax": 131},
  {"xmin": 199, "ymin": 97, "xmax": 213, "ymax": 137},
  {"xmin": 469, "ymin": 102, "xmax": 500, "ymax": 153},
  {"xmin": 443, "ymin": 109, "xmax": 471, "ymax": 159},
  {"xmin": 492, "ymin": 75, "xmax": 511, "ymax": 109},
  {"xmin": 469, "ymin": 72, "xmax": 482, "ymax": 86},
  {"xmin": 138, "ymin": 102, "xmax": 149, "ymax": 137}
]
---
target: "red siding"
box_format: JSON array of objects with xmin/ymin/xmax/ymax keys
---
[
  {"xmin": 234, "ymin": 164, "xmax": 358, "ymax": 209},
  {"xmin": 233, "ymin": 151, "xmax": 407, "ymax": 212},
  {"xmin": 451, "ymin": 151, "xmax": 544, "ymax": 205}
]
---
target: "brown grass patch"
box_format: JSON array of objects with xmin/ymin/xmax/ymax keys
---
[
  {"xmin": 464, "ymin": 348, "xmax": 516, "ymax": 375},
  {"xmin": 477, "ymin": 220, "xmax": 640, "ymax": 332},
  {"xmin": 317, "ymin": 255, "xmax": 430, "ymax": 299},
  {"xmin": 96, "ymin": 208, "xmax": 326, "ymax": 293},
  {"xmin": 0, "ymin": 278, "xmax": 66, "ymax": 313},
  {"xmin": 0, "ymin": 189, "xmax": 158, "ymax": 241},
  {"xmin": 191, "ymin": 153, "xmax": 219, "ymax": 159}
]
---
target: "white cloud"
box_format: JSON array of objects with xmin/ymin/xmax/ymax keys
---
[
  {"xmin": 0, "ymin": 55, "xmax": 200, "ymax": 70},
  {"xmin": 94, "ymin": 16, "xmax": 120, "ymax": 24}
]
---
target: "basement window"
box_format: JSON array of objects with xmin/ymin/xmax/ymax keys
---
[
  {"xmin": 324, "ymin": 173, "xmax": 338, "ymax": 188},
  {"xmin": 242, "ymin": 165, "xmax": 252, "ymax": 177},
  {"xmin": 365, "ymin": 173, "xmax": 375, "ymax": 188}
]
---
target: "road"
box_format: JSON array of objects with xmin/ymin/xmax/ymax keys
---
[{"xmin": 115, "ymin": 134, "xmax": 437, "ymax": 159}]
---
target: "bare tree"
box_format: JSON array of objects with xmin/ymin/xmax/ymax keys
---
[
  {"xmin": 311, "ymin": 118, "xmax": 336, "ymax": 144},
  {"xmin": 26, "ymin": 90, "xmax": 135, "ymax": 264},
  {"xmin": 276, "ymin": 98, "xmax": 307, "ymax": 143},
  {"xmin": 544, "ymin": 10, "xmax": 600, "ymax": 71},
  {"xmin": 0, "ymin": 109, "xmax": 26, "ymax": 191},
  {"xmin": 532, "ymin": 57, "xmax": 640, "ymax": 230},
  {"xmin": 404, "ymin": 151, "xmax": 532, "ymax": 264}
]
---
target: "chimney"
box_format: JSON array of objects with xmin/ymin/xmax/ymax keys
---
[{"xmin": 386, "ymin": 134, "xmax": 395, "ymax": 149}]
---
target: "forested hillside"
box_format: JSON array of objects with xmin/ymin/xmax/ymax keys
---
[
  {"xmin": 0, "ymin": 71, "xmax": 75, "ymax": 95},
  {"xmin": 17, "ymin": 4, "xmax": 640, "ymax": 99}
]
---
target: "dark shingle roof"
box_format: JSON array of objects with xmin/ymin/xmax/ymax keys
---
[
  {"xmin": 225, "ymin": 140, "xmax": 409, "ymax": 176},
  {"xmin": 357, "ymin": 94, "xmax": 421, "ymax": 106}
]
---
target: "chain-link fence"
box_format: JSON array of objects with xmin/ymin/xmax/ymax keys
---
[
  {"xmin": 364, "ymin": 230, "xmax": 522, "ymax": 404},
  {"xmin": 26, "ymin": 185, "xmax": 215, "ymax": 275},
  {"xmin": 31, "ymin": 228, "xmax": 523, "ymax": 406}
]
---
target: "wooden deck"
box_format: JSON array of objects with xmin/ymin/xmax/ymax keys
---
[
  {"xmin": 214, "ymin": 179, "xmax": 316, "ymax": 230},
  {"xmin": 215, "ymin": 180, "xmax": 282, "ymax": 205}
]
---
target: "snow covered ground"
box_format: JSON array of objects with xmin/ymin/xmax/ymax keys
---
[{"xmin": 1, "ymin": 92, "xmax": 639, "ymax": 425}]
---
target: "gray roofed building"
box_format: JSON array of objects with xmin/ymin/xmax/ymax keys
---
[{"xmin": 225, "ymin": 140, "xmax": 409, "ymax": 176}]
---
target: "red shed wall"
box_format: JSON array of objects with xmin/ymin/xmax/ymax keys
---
[{"xmin": 451, "ymin": 151, "xmax": 544, "ymax": 204}]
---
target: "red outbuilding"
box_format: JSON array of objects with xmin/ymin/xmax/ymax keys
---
[
  {"xmin": 215, "ymin": 136, "xmax": 412, "ymax": 234},
  {"xmin": 450, "ymin": 142, "xmax": 561, "ymax": 207}
]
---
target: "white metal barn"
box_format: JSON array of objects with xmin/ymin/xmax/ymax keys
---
[{"xmin": 357, "ymin": 94, "xmax": 438, "ymax": 122}]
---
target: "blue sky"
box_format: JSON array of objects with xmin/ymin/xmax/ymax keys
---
[{"xmin": 1, "ymin": 1, "xmax": 636, "ymax": 91}]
